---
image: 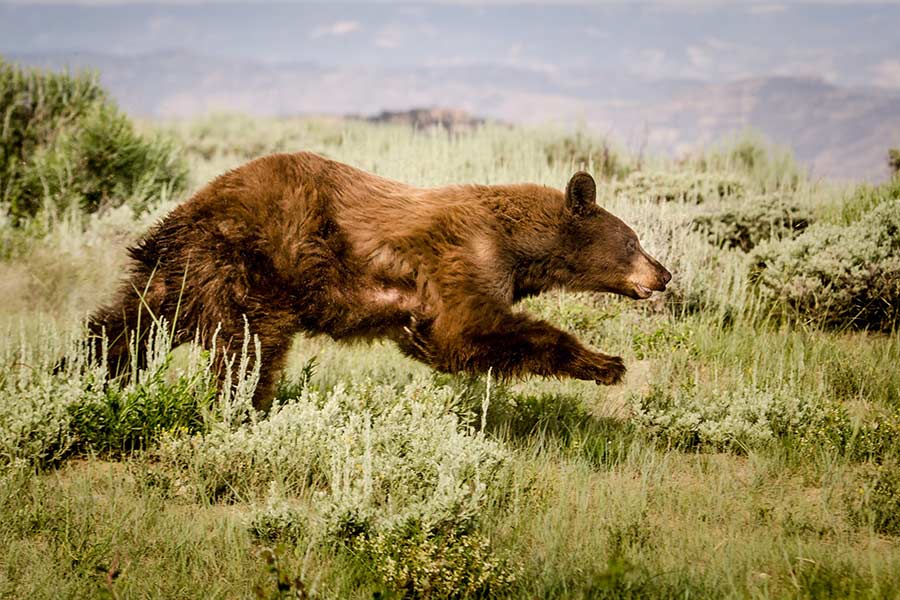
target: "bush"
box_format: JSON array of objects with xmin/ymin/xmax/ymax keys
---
[
  {"xmin": 0, "ymin": 59, "xmax": 187, "ymax": 225},
  {"xmin": 889, "ymin": 149, "xmax": 900, "ymax": 177},
  {"xmin": 838, "ymin": 177, "xmax": 900, "ymax": 224},
  {"xmin": 798, "ymin": 403, "xmax": 900, "ymax": 463},
  {"xmin": 0, "ymin": 58, "xmax": 106, "ymax": 206},
  {"xmin": 351, "ymin": 516, "xmax": 520, "ymax": 599},
  {"xmin": 629, "ymin": 383, "xmax": 823, "ymax": 452},
  {"xmin": 692, "ymin": 194, "xmax": 811, "ymax": 252},
  {"xmin": 543, "ymin": 131, "xmax": 629, "ymax": 180},
  {"xmin": 0, "ymin": 330, "xmax": 105, "ymax": 470},
  {"xmin": 693, "ymin": 132, "xmax": 803, "ymax": 192},
  {"xmin": 249, "ymin": 489, "xmax": 308, "ymax": 544},
  {"xmin": 0, "ymin": 323, "xmax": 218, "ymax": 469},
  {"xmin": 846, "ymin": 461, "xmax": 900, "ymax": 536},
  {"xmin": 751, "ymin": 199, "xmax": 900, "ymax": 331},
  {"xmin": 153, "ymin": 379, "xmax": 509, "ymax": 507},
  {"xmin": 613, "ymin": 170, "xmax": 745, "ymax": 204},
  {"xmin": 67, "ymin": 356, "xmax": 215, "ymax": 456},
  {"xmin": 154, "ymin": 378, "xmax": 516, "ymax": 597}
]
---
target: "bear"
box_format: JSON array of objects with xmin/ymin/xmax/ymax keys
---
[{"xmin": 88, "ymin": 151, "xmax": 671, "ymax": 411}]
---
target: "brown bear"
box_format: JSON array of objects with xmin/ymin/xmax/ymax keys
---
[{"xmin": 89, "ymin": 152, "xmax": 671, "ymax": 411}]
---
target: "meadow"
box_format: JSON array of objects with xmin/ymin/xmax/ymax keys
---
[{"xmin": 2, "ymin": 62, "xmax": 900, "ymax": 599}]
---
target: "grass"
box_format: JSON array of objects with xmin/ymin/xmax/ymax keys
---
[{"xmin": 1, "ymin": 114, "xmax": 899, "ymax": 598}]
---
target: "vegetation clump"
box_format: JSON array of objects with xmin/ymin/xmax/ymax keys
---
[
  {"xmin": 691, "ymin": 133, "xmax": 803, "ymax": 192},
  {"xmin": 629, "ymin": 383, "xmax": 822, "ymax": 452},
  {"xmin": 542, "ymin": 131, "xmax": 630, "ymax": 180},
  {"xmin": 889, "ymin": 148, "xmax": 900, "ymax": 177},
  {"xmin": 846, "ymin": 460, "xmax": 900, "ymax": 536},
  {"xmin": 613, "ymin": 170, "xmax": 745, "ymax": 204},
  {"xmin": 0, "ymin": 324, "xmax": 217, "ymax": 469},
  {"xmin": 751, "ymin": 198, "xmax": 900, "ymax": 331},
  {"xmin": 350, "ymin": 516, "xmax": 520, "ymax": 599},
  {"xmin": 0, "ymin": 59, "xmax": 187, "ymax": 225},
  {"xmin": 153, "ymin": 379, "xmax": 517, "ymax": 597},
  {"xmin": 692, "ymin": 194, "xmax": 812, "ymax": 251}
]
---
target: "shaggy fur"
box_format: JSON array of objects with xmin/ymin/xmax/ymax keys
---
[{"xmin": 89, "ymin": 152, "xmax": 671, "ymax": 411}]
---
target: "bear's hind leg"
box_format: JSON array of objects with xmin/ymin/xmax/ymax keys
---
[
  {"xmin": 206, "ymin": 312, "xmax": 296, "ymax": 413},
  {"xmin": 88, "ymin": 273, "xmax": 169, "ymax": 376}
]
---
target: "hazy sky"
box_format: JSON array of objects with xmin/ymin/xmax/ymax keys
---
[{"xmin": 2, "ymin": 1, "xmax": 899, "ymax": 89}]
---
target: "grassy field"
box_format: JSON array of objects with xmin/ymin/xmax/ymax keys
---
[{"xmin": 1, "ymin": 112, "xmax": 900, "ymax": 599}]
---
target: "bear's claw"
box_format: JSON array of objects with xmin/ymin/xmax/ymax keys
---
[
  {"xmin": 594, "ymin": 355, "xmax": 626, "ymax": 386},
  {"xmin": 400, "ymin": 315, "xmax": 435, "ymax": 363}
]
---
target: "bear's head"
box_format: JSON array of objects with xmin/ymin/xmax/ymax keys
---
[{"xmin": 558, "ymin": 171, "xmax": 671, "ymax": 300}]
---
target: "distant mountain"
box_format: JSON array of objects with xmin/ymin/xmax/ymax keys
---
[
  {"xmin": 627, "ymin": 76, "xmax": 900, "ymax": 182},
  {"xmin": 8, "ymin": 51, "xmax": 900, "ymax": 182}
]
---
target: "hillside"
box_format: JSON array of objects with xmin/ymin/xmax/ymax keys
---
[{"xmin": 11, "ymin": 51, "xmax": 900, "ymax": 182}]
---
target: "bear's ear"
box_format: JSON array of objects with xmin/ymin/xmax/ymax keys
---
[{"xmin": 565, "ymin": 171, "xmax": 596, "ymax": 216}]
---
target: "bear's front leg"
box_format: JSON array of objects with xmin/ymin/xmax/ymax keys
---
[{"xmin": 400, "ymin": 305, "xmax": 626, "ymax": 385}]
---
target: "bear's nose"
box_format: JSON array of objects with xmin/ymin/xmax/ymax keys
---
[{"xmin": 662, "ymin": 269, "xmax": 672, "ymax": 285}]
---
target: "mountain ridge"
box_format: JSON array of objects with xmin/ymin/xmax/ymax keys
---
[{"xmin": 7, "ymin": 50, "xmax": 900, "ymax": 182}]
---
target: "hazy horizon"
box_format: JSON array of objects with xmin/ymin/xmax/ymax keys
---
[{"xmin": 2, "ymin": 1, "xmax": 900, "ymax": 180}]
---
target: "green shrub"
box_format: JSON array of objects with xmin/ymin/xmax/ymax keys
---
[
  {"xmin": 692, "ymin": 194, "xmax": 811, "ymax": 252},
  {"xmin": 543, "ymin": 131, "xmax": 629, "ymax": 180},
  {"xmin": 0, "ymin": 59, "xmax": 187, "ymax": 224},
  {"xmin": 846, "ymin": 461, "xmax": 900, "ymax": 536},
  {"xmin": 0, "ymin": 58, "xmax": 106, "ymax": 205},
  {"xmin": 613, "ymin": 170, "xmax": 745, "ymax": 204},
  {"xmin": 350, "ymin": 516, "xmax": 520, "ymax": 599},
  {"xmin": 751, "ymin": 199, "xmax": 900, "ymax": 331},
  {"xmin": 799, "ymin": 403, "xmax": 900, "ymax": 463},
  {"xmin": 67, "ymin": 356, "xmax": 215, "ymax": 456},
  {"xmin": 18, "ymin": 104, "xmax": 187, "ymax": 217},
  {"xmin": 889, "ymin": 149, "xmax": 900, "ymax": 177},
  {"xmin": 693, "ymin": 132, "xmax": 803, "ymax": 192},
  {"xmin": 838, "ymin": 177, "xmax": 900, "ymax": 225},
  {"xmin": 0, "ymin": 323, "xmax": 218, "ymax": 469}
]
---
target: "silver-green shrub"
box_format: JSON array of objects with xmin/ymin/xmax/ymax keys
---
[
  {"xmin": 751, "ymin": 199, "xmax": 900, "ymax": 331},
  {"xmin": 613, "ymin": 171, "xmax": 745, "ymax": 204},
  {"xmin": 156, "ymin": 378, "xmax": 516, "ymax": 596},
  {"xmin": 0, "ymin": 326, "xmax": 105, "ymax": 469},
  {"xmin": 692, "ymin": 194, "xmax": 811, "ymax": 252},
  {"xmin": 0, "ymin": 322, "xmax": 219, "ymax": 469},
  {"xmin": 630, "ymin": 383, "xmax": 823, "ymax": 451},
  {"xmin": 156, "ymin": 379, "xmax": 507, "ymax": 508}
]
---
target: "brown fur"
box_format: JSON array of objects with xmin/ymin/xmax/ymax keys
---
[{"xmin": 89, "ymin": 152, "xmax": 671, "ymax": 411}]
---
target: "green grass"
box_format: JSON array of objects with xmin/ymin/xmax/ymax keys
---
[{"xmin": 1, "ymin": 114, "xmax": 899, "ymax": 599}]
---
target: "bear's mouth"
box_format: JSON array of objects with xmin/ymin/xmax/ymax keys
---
[
  {"xmin": 631, "ymin": 280, "xmax": 667, "ymax": 299},
  {"xmin": 633, "ymin": 283, "xmax": 654, "ymax": 299}
]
